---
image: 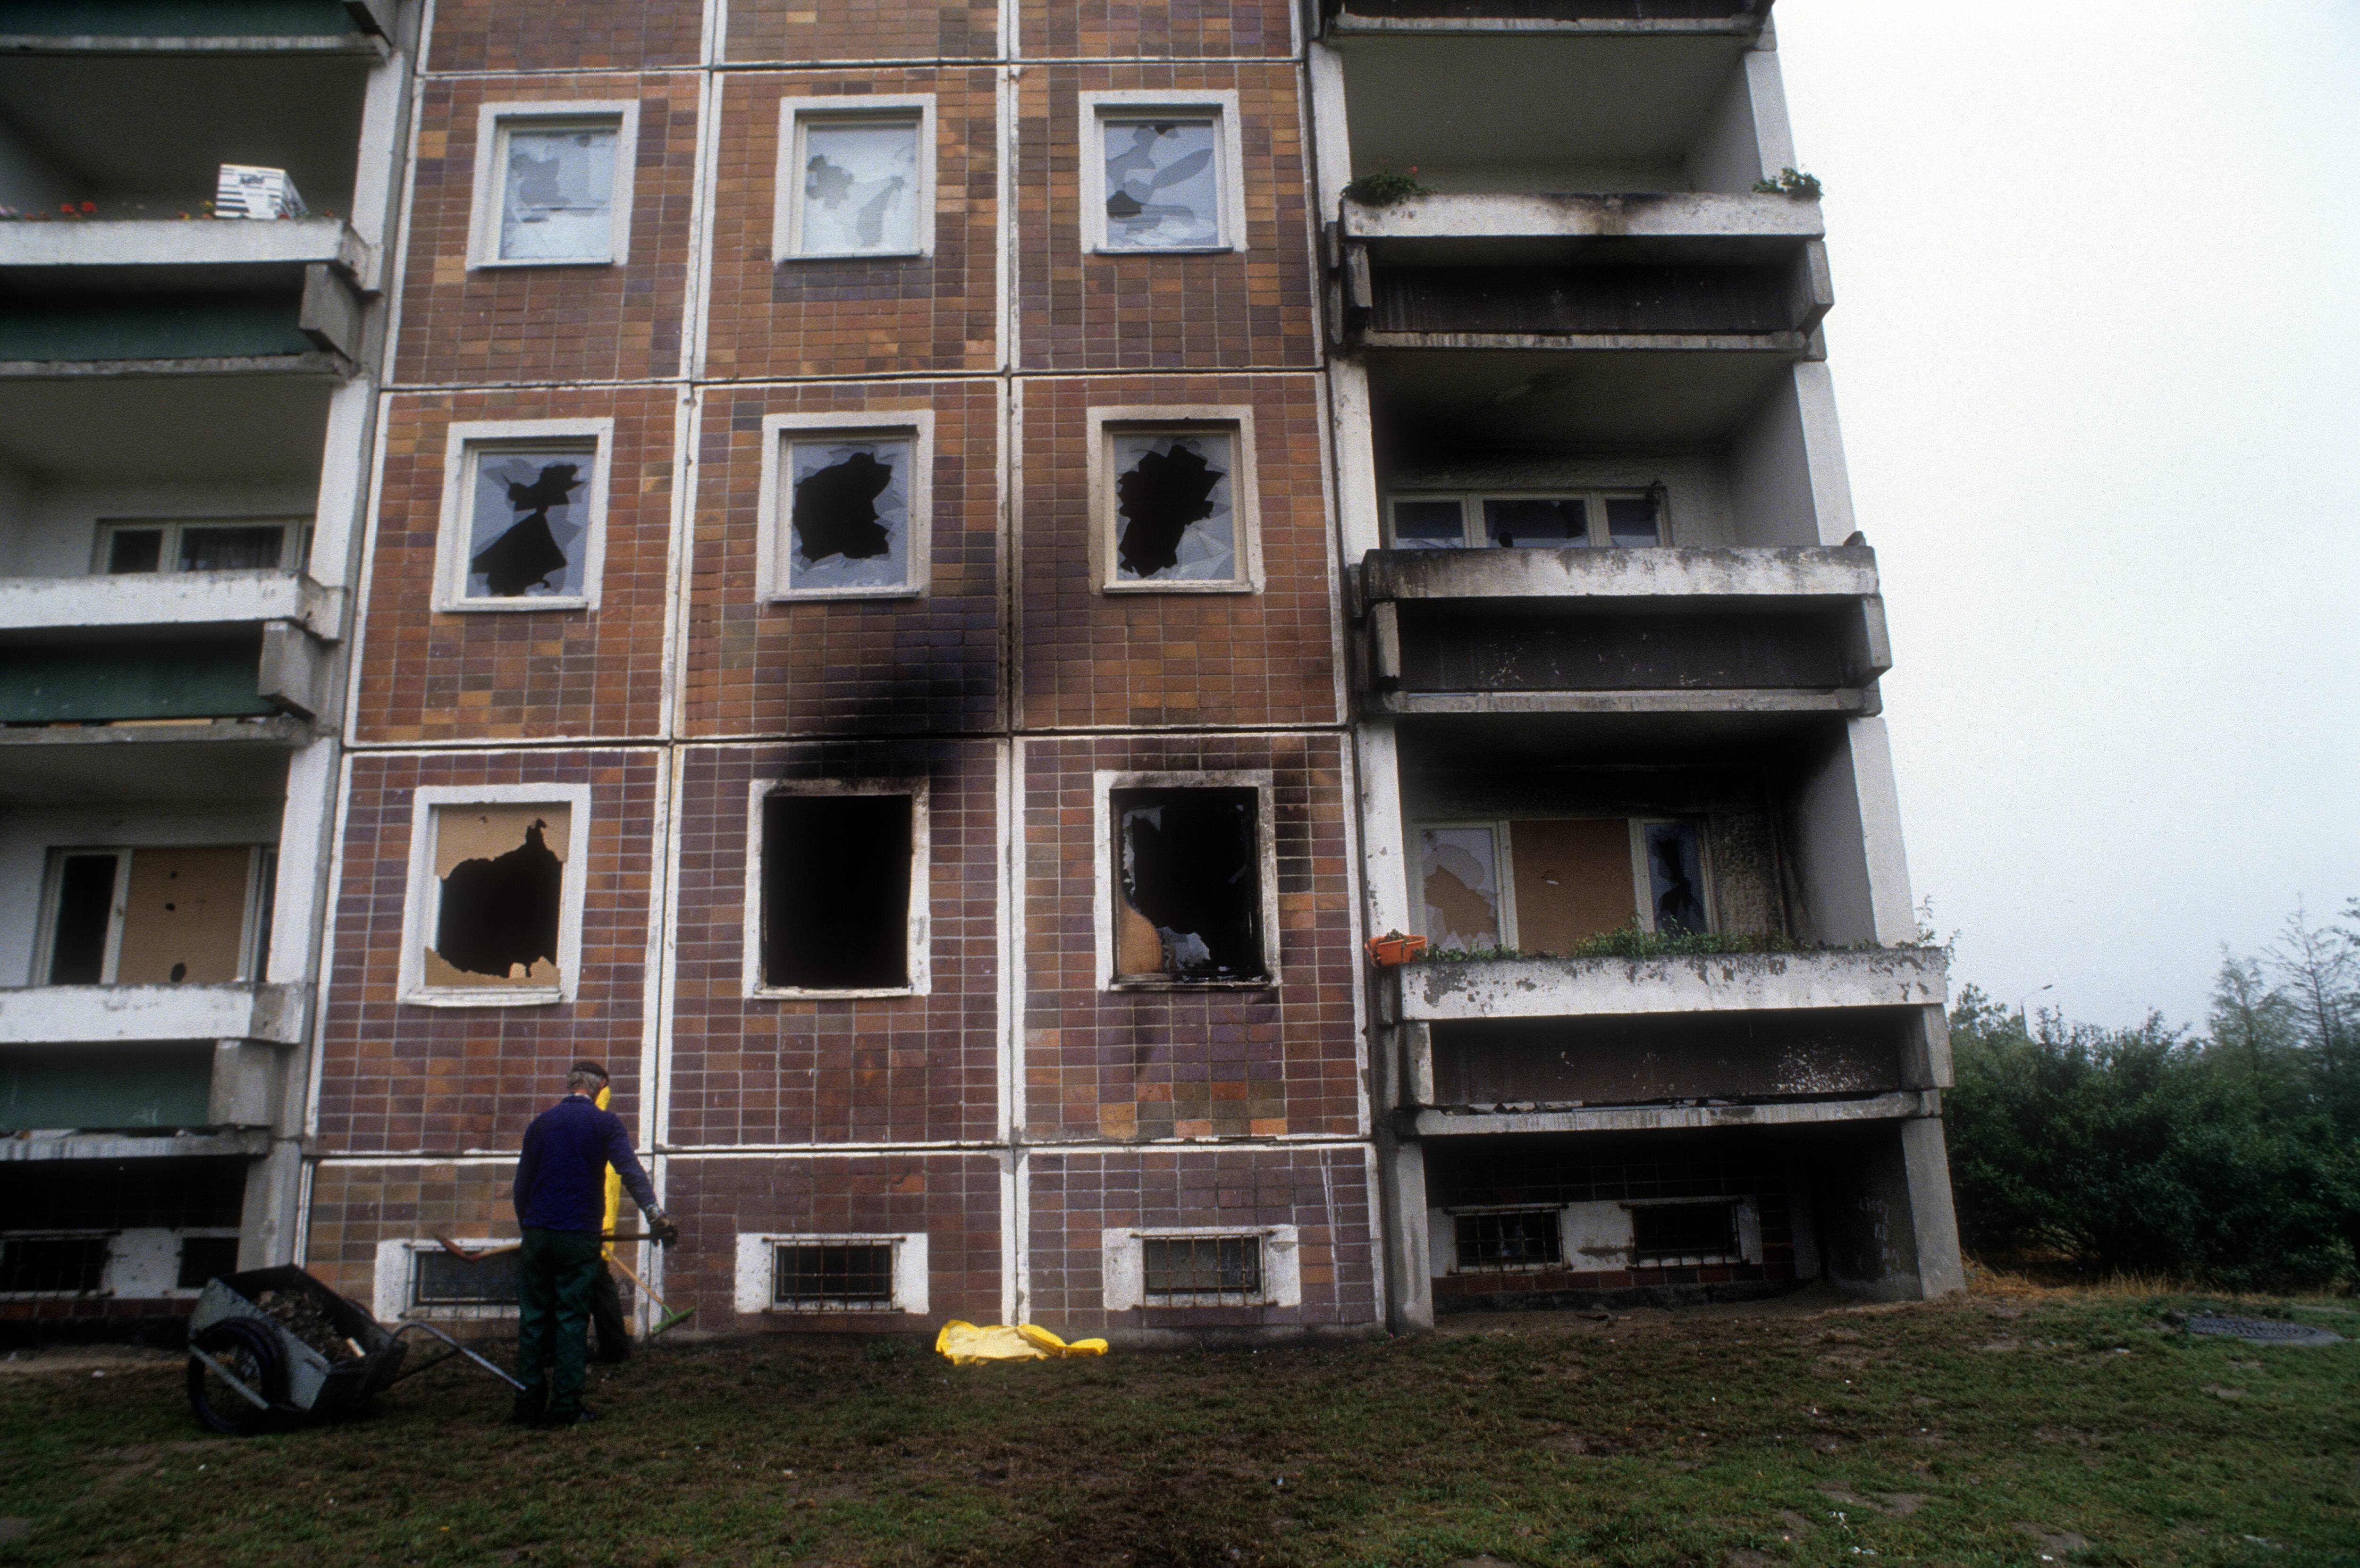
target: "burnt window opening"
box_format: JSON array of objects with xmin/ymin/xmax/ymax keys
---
[
  {"xmin": 1644, "ymin": 822, "xmax": 1707, "ymax": 935},
  {"xmin": 785, "ymin": 437, "xmax": 914, "ymax": 593},
  {"xmin": 425, "ymin": 805, "xmax": 569, "ymax": 989},
  {"xmin": 760, "ymin": 793, "xmax": 914, "ymax": 990},
  {"xmin": 773, "ymin": 1242, "xmax": 896, "ymax": 1310},
  {"xmin": 1630, "ymin": 1201, "xmax": 1739, "ymax": 1266},
  {"xmin": 1453, "ymin": 1209, "xmax": 1563, "ymax": 1274},
  {"xmin": 413, "ymin": 1248, "xmax": 521, "ymax": 1308},
  {"xmin": 1112, "ymin": 787, "xmax": 1264, "ymax": 983},
  {"xmin": 1112, "ymin": 430, "xmax": 1237, "ymax": 583},
  {"xmin": 0, "ymin": 1235, "xmax": 108, "ymax": 1295},
  {"xmin": 1140, "ymin": 1235, "xmax": 1262, "ymax": 1306},
  {"xmin": 176, "ymin": 1235, "xmax": 242, "ymax": 1291},
  {"xmin": 464, "ymin": 444, "xmax": 593, "ymax": 600}
]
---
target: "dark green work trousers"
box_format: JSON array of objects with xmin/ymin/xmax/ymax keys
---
[{"xmin": 514, "ymin": 1226, "xmax": 603, "ymax": 1421}]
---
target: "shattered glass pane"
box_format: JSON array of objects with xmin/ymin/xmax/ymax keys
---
[
  {"xmin": 1113, "ymin": 430, "xmax": 1235, "ymax": 583},
  {"xmin": 178, "ymin": 525, "xmax": 286, "ymax": 571},
  {"xmin": 1644, "ymin": 821, "xmax": 1707, "ymax": 935},
  {"xmin": 1418, "ymin": 827, "xmax": 1500, "ymax": 950},
  {"xmin": 1113, "ymin": 787, "xmax": 1264, "ymax": 982},
  {"xmin": 498, "ymin": 124, "xmax": 616, "ymax": 261},
  {"xmin": 1483, "ymin": 497, "xmax": 1589, "ymax": 548},
  {"xmin": 465, "ymin": 444, "xmax": 593, "ymax": 600},
  {"xmin": 798, "ymin": 118, "xmax": 920, "ymax": 255},
  {"xmin": 787, "ymin": 438, "xmax": 912, "ymax": 592},
  {"xmin": 1391, "ymin": 499, "xmax": 1467, "ymax": 548},
  {"xmin": 1605, "ymin": 495, "xmax": 1661, "ymax": 546},
  {"xmin": 1101, "ymin": 118, "xmax": 1221, "ymax": 250}
]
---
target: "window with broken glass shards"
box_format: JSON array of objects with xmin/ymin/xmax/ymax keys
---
[
  {"xmin": 1414, "ymin": 817, "xmax": 1710, "ymax": 954},
  {"xmin": 1106, "ymin": 428, "xmax": 1241, "ymax": 587},
  {"xmin": 779, "ymin": 434, "xmax": 918, "ymax": 595},
  {"xmin": 419, "ymin": 803, "xmax": 571, "ymax": 992},
  {"xmin": 457, "ymin": 442, "xmax": 597, "ymax": 604},
  {"xmin": 1097, "ymin": 114, "xmax": 1225, "ymax": 252},
  {"xmin": 493, "ymin": 118, "xmax": 622, "ymax": 263},
  {"xmin": 1110, "ymin": 786, "xmax": 1268, "ymax": 985},
  {"xmin": 786, "ymin": 113, "xmax": 924, "ymax": 258}
]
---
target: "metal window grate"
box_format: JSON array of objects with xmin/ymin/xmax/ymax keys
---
[
  {"xmin": 773, "ymin": 1243, "xmax": 895, "ymax": 1310},
  {"xmin": 0, "ymin": 1235, "xmax": 109, "ymax": 1295},
  {"xmin": 1140, "ymin": 1235, "xmax": 1263, "ymax": 1306},
  {"xmin": 1453, "ymin": 1209, "xmax": 1563, "ymax": 1273},
  {"xmin": 1630, "ymin": 1202, "xmax": 1740, "ymax": 1266},
  {"xmin": 412, "ymin": 1249, "xmax": 521, "ymax": 1308},
  {"xmin": 176, "ymin": 1235, "xmax": 241, "ymax": 1291}
]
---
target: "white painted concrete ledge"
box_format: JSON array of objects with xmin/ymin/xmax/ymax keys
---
[
  {"xmin": 0, "ymin": 983, "xmax": 307, "ymax": 1046},
  {"xmin": 1397, "ymin": 948, "xmax": 1949, "ymax": 1023}
]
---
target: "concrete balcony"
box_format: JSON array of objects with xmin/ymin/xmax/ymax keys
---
[
  {"xmin": 1340, "ymin": 191, "xmax": 1820, "ymax": 253},
  {"xmin": 0, "ymin": 568, "xmax": 341, "ymax": 638},
  {"xmin": 0, "ymin": 984, "xmax": 305, "ymax": 1135},
  {"xmin": 1355, "ymin": 543, "xmax": 1888, "ymax": 717},
  {"xmin": 1323, "ymin": 0, "xmax": 1771, "ymax": 36},
  {"xmin": 0, "ymin": 0, "xmax": 389, "ymax": 53},
  {"xmin": 1393, "ymin": 946, "xmax": 1947, "ymax": 1023},
  {"xmin": 0, "ymin": 217, "xmax": 377, "ymax": 293},
  {"xmin": 0, "ymin": 982, "xmax": 305, "ymax": 1046}
]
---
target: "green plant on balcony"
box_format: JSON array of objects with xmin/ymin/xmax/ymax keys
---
[
  {"xmin": 1341, "ymin": 168, "xmax": 1430, "ymax": 208},
  {"xmin": 1752, "ymin": 167, "xmax": 1823, "ymax": 199}
]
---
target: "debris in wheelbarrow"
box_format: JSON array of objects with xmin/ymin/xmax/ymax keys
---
[{"xmin": 185, "ymin": 1265, "xmax": 525, "ymax": 1437}]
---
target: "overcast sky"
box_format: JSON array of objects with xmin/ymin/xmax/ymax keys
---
[{"xmin": 1769, "ymin": 1, "xmax": 2360, "ymax": 1031}]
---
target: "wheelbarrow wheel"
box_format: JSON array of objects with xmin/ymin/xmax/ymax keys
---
[{"xmin": 187, "ymin": 1319, "xmax": 287, "ymax": 1436}]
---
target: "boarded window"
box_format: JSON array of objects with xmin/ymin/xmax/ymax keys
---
[
  {"xmin": 1509, "ymin": 819, "xmax": 1637, "ymax": 954},
  {"xmin": 423, "ymin": 804, "xmax": 569, "ymax": 990},
  {"xmin": 1453, "ymin": 1209, "xmax": 1563, "ymax": 1273},
  {"xmin": 176, "ymin": 1235, "xmax": 242, "ymax": 1291},
  {"xmin": 760, "ymin": 793, "xmax": 913, "ymax": 990},
  {"xmin": 463, "ymin": 444, "xmax": 594, "ymax": 601},
  {"xmin": 1140, "ymin": 1235, "xmax": 1261, "ymax": 1305},
  {"xmin": 784, "ymin": 437, "xmax": 914, "ymax": 593},
  {"xmin": 1100, "ymin": 117, "xmax": 1221, "ymax": 250},
  {"xmin": 1643, "ymin": 822, "xmax": 1707, "ymax": 934},
  {"xmin": 795, "ymin": 117, "xmax": 920, "ymax": 255},
  {"xmin": 1630, "ymin": 1201, "xmax": 1738, "ymax": 1265},
  {"xmin": 116, "ymin": 847, "xmax": 253, "ymax": 986},
  {"xmin": 0, "ymin": 1235, "xmax": 107, "ymax": 1295},
  {"xmin": 413, "ymin": 1248, "xmax": 520, "ymax": 1308},
  {"xmin": 773, "ymin": 1242, "xmax": 895, "ymax": 1309},
  {"xmin": 1418, "ymin": 826, "xmax": 1501, "ymax": 950},
  {"xmin": 1112, "ymin": 787, "xmax": 1264, "ymax": 982},
  {"xmin": 1413, "ymin": 817, "xmax": 1711, "ymax": 952},
  {"xmin": 1112, "ymin": 429, "xmax": 1236, "ymax": 583},
  {"xmin": 498, "ymin": 122, "xmax": 617, "ymax": 260}
]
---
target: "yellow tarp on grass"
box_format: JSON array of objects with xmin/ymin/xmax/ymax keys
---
[{"xmin": 935, "ymin": 1321, "xmax": 1109, "ymax": 1365}]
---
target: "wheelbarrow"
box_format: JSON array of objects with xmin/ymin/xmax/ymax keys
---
[{"xmin": 185, "ymin": 1265, "xmax": 526, "ymax": 1436}]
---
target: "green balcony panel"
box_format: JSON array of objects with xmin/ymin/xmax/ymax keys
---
[
  {"xmin": 0, "ymin": 635, "xmax": 271, "ymax": 721},
  {"xmin": 0, "ymin": 1044, "xmax": 214, "ymax": 1132},
  {"xmin": 0, "ymin": 295, "xmax": 317, "ymax": 362},
  {"xmin": 0, "ymin": 1, "xmax": 357, "ymax": 37}
]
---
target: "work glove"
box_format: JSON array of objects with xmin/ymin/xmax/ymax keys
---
[{"xmin": 646, "ymin": 1208, "xmax": 681, "ymax": 1248}]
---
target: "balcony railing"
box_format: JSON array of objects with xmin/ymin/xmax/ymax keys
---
[{"xmin": 1322, "ymin": 0, "xmax": 1772, "ymax": 35}]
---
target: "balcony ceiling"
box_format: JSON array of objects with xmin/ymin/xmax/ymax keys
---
[
  {"xmin": 1369, "ymin": 346, "xmax": 1796, "ymax": 452},
  {"xmin": 0, "ymin": 375, "xmax": 330, "ymax": 481},
  {"xmin": 0, "ymin": 729, "xmax": 291, "ymax": 804}
]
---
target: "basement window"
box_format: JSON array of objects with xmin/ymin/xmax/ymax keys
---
[
  {"xmin": 96, "ymin": 518, "xmax": 308, "ymax": 575},
  {"xmin": 1413, "ymin": 817, "xmax": 1711, "ymax": 954},
  {"xmin": 471, "ymin": 104, "xmax": 639, "ymax": 267},
  {"xmin": 412, "ymin": 1248, "xmax": 520, "ymax": 1308},
  {"xmin": 773, "ymin": 98, "xmax": 935, "ymax": 260},
  {"xmin": 1083, "ymin": 95, "xmax": 1243, "ymax": 253},
  {"xmin": 175, "ymin": 1234, "xmax": 242, "ymax": 1291},
  {"xmin": 731, "ymin": 1233, "xmax": 930, "ymax": 1315},
  {"xmin": 403, "ymin": 786, "xmax": 590, "ymax": 1006},
  {"xmin": 751, "ymin": 787, "xmax": 924, "ymax": 995},
  {"xmin": 1141, "ymin": 1235, "xmax": 1262, "ymax": 1305},
  {"xmin": 1107, "ymin": 782, "xmax": 1272, "ymax": 987},
  {"xmin": 0, "ymin": 1235, "xmax": 108, "ymax": 1296},
  {"xmin": 37, "ymin": 845, "xmax": 275, "ymax": 986},
  {"xmin": 1387, "ymin": 490, "xmax": 1665, "ymax": 549},
  {"xmin": 437, "ymin": 421, "xmax": 612, "ymax": 611},
  {"xmin": 1629, "ymin": 1201, "xmax": 1741, "ymax": 1267},
  {"xmin": 1451, "ymin": 1208, "xmax": 1564, "ymax": 1274}
]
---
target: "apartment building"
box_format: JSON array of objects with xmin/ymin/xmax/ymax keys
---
[{"xmin": 0, "ymin": 0, "xmax": 1960, "ymax": 1341}]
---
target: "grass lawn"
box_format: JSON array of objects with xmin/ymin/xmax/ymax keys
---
[{"xmin": 0, "ymin": 1283, "xmax": 2353, "ymax": 1567}]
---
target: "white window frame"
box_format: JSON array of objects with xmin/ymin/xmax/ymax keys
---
[
  {"xmin": 92, "ymin": 517, "xmax": 311, "ymax": 576},
  {"xmin": 1623, "ymin": 1196, "xmax": 1763, "ymax": 1268},
  {"xmin": 1385, "ymin": 488, "xmax": 1671, "ymax": 550},
  {"xmin": 372, "ymin": 1238, "xmax": 522, "ymax": 1321},
  {"xmin": 432, "ymin": 417, "xmax": 614, "ymax": 613},
  {"xmin": 753, "ymin": 410, "xmax": 934, "ymax": 602},
  {"xmin": 733, "ymin": 1232, "xmax": 929, "ymax": 1315},
  {"xmin": 1094, "ymin": 769, "xmax": 1281, "ymax": 992},
  {"xmin": 467, "ymin": 101, "xmax": 640, "ymax": 269},
  {"xmin": 1409, "ymin": 816, "xmax": 1715, "ymax": 947},
  {"xmin": 1086, "ymin": 405, "xmax": 1262, "ymax": 595},
  {"xmin": 770, "ymin": 95, "xmax": 937, "ymax": 263},
  {"xmin": 741, "ymin": 778, "xmax": 932, "ymax": 999},
  {"xmin": 1434, "ymin": 1203, "xmax": 1570, "ymax": 1276},
  {"xmin": 32, "ymin": 844, "xmax": 274, "ymax": 986},
  {"xmin": 1102, "ymin": 1225, "xmax": 1300, "ymax": 1311},
  {"xmin": 1079, "ymin": 90, "xmax": 1248, "ymax": 255},
  {"xmin": 398, "ymin": 782, "xmax": 594, "ymax": 1007}
]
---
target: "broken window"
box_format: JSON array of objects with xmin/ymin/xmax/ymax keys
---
[
  {"xmin": 1111, "ymin": 786, "xmax": 1265, "ymax": 983},
  {"xmin": 412, "ymin": 1248, "xmax": 521, "ymax": 1308},
  {"xmin": 1111, "ymin": 429, "xmax": 1238, "ymax": 584},
  {"xmin": 175, "ymin": 1235, "xmax": 242, "ymax": 1291},
  {"xmin": 1452, "ymin": 1209, "xmax": 1563, "ymax": 1273},
  {"xmin": 1643, "ymin": 821, "xmax": 1707, "ymax": 935},
  {"xmin": 0, "ymin": 1235, "xmax": 108, "ymax": 1295},
  {"xmin": 772, "ymin": 1242, "xmax": 896, "ymax": 1310},
  {"xmin": 496, "ymin": 119, "xmax": 619, "ymax": 261},
  {"xmin": 98, "ymin": 519, "xmax": 305, "ymax": 575},
  {"xmin": 791, "ymin": 115, "xmax": 921, "ymax": 256},
  {"xmin": 782, "ymin": 436, "xmax": 915, "ymax": 593},
  {"xmin": 1417, "ymin": 825, "xmax": 1502, "ymax": 950},
  {"xmin": 40, "ymin": 846, "xmax": 270, "ymax": 986},
  {"xmin": 422, "ymin": 804, "xmax": 570, "ymax": 991},
  {"xmin": 1140, "ymin": 1235, "xmax": 1262, "ymax": 1306},
  {"xmin": 759, "ymin": 792, "xmax": 914, "ymax": 991},
  {"xmin": 461, "ymin": 442, "xmax": 595, "ymax": 601},
  {"xmin": 1387, "ymin": 490, "xmax": 1664, "ymax": 549},
  {"xmin": 1413, "ymin": 817, "xmax": 1711, "ymax": 953},
  {"xmin": 1629, "ymin": 1201, "xmax": 1739, "ymax": 1266},
  {"xmin": 1098, "ymin": 113, "xmax": 1224, "ymax": 251}
]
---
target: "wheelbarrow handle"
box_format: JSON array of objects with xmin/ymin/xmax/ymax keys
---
[{"xmin": 388, "ymin": 1321, "xmax": 530, "ymax": 1392}]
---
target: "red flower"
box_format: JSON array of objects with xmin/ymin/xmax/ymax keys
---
[{"xmin": 79, "ymin": 201, "xmax": 96, "ymax": 213}]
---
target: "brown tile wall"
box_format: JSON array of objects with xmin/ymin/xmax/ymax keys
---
[
  {"xmin": 1021, "ymin": 731, "xmax": 1359, "ymax": 1143},
  {"xmin": 303, "ymin": 1160, "xmax": 521, "ymax": 1305},
  {"xmin": 355, "ymin": 388, "xmax": 674, "ymax": 744},
  {"xmin": 724, "ymin": 0, "xmax": 998, "ymax": 64},
  {"xmin": 669, "ymin": 741, "xmax": 1001, "ymax": 1146},
  {"xmin": 1018, "ymin": 0, "xmax": 1298, "ymax": 59},
  {"xmin": 1016, "ymin": 65, "xmax": 1318, "ymax": 371},
  {"xmin": 425, "ymin": 0, "xmax": 704, "ymax": 74},
  {"xmin": 683, "ymin": 380, "xmax": 1001, "ymax": 738},
  {"xmin": 392, "ymin": 74, "xmax": 700, "ymax": 386},
  {"xmin": 1027, "ymin": 1145, "xmax": 1378, "ymax": 1333},
  {"xmin": 315, "ymin": 749, "xmax": 659, "ymax": 1155},
  {"xmin": 703, "ymin": 69, "xmax": 1000, "ymax": 382},
  {"xmin": 1016, "ymin": 373, "xmax": 1337, "ymax": 730},
  {"xmin": 663, "ymin": 1154, "xmax": 1003, "ymax": 1331}
]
